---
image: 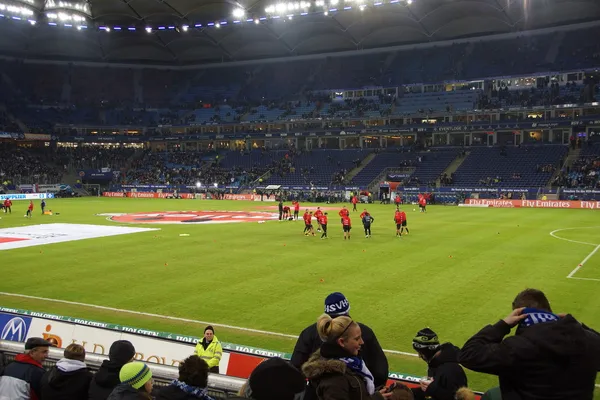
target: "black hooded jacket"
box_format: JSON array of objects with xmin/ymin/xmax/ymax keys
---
[
  {"xmin": 459, "ymin": 315, "xmax": 600, "ymax": 400},
  {"xmin": 88, "ymin": 360, "xmax": 127, "ymax": 400},
  {"xmin": 291, "ymin": 321, "xmax": 389, "ymax": 387},
  {"xmin": 413, "ymin": 343, "xmax": 467, "ymax": 400},
  {"xmin": 41, "ymin": 358, "xmax": 92, "ymax": 400}
]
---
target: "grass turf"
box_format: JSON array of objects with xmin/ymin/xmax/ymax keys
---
[{"xmin": 0, "ymin": 198, "xmax": 599, "ymax": 396}]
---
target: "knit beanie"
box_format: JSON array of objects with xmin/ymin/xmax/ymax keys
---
[
  {"xmin": 204, "ymin": 326, "xmax": 214, "ymax": 333},
  {"xmin": 109, "ymin": 340, "xmax": 136, "ymax": 365},
  {"xmin": 324, "ymin": 292, "xmax": 350, "ymax": 316},
  {"xmin": 412, "ymin": 328, "xmax": 441, "ymax": 352},
  {"xmin": 248, "ymin": 358, "xmax": 306, "ymax": 400},
  {"xmin": 119, "ymin": 361, "xmax": 152, "ymax": 390}
]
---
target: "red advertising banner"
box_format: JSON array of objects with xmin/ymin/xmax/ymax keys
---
[
  {"xmin": 224, "ymin": 194, "xmax": 255, "ymax": 201},
  {"xmin": 103, "ymin": 192, "xmax": 196, "ymax": 199},
  {"xmin": 465, "ymin": 199, "xmax": 600, "ymax": 209}
]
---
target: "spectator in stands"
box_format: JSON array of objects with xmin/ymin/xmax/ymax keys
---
[
  {"xmin": 302, "ymin": 314, "xmax": 393, "ymax": 400},
  {"xmin": 232, "ymin": 357, "xmax": 306, "ymax": 400},
  {"xmin": 193, "ymin": 326, "xmax": 222, "ymax": 373},
  {"xmin": 107, "ymin": 361, "xmax": 153, "ymax": 400},
  {"xmin": 0, "ymin": 337, "xmax": 51, "ymax": 400},
  {"xmin": 291, "ymin": 292, "xmax": 388, "ymax": 394},
  {"xmin": 156, "ymin": 355, "xmax": 213, "ymax": 400},
  {"xmin": 459, "ymin": 288, "xmax": 600, "ymax": 400},
  {"xmin": 41, "ymin": 343, "xmax": 92, "ymax": 400},
  {"xmin": 411, "ymin": 328, "xmax": 467, "ymax": 400},
  {"xmin": 89, "ymin": 340, "xmax": 136, "ymax": 400}
]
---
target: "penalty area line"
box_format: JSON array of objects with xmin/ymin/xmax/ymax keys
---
[
  {"xmin": 567, "ymin": 245, "xmax": 600, "ymax": 280},
  {"xmin": 0, "ymin": 291, "xmax": 417, "ymax": 357}
]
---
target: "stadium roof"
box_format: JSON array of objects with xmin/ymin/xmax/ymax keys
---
[{"xmin": 0, "ymin": 0, "xmax": 598, "ymax": 64}]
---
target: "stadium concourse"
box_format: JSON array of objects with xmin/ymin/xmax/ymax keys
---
[{"xmin": 1, "ymin": 0, "xmax": 600, "ymax": 399}]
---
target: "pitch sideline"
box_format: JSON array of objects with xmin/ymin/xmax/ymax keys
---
[
  {"xmin": 0, "ymin": 291, "xmax": 417, "ymax": 357},
  {"xmin": 549, "ymin": 227, "xmax": 600, "ymax": 281}
]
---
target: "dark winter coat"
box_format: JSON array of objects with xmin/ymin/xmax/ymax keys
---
[
  {"xmin": 0, "ymin": 353, "xmax": 46, "ymax": 400},
  {"xmin": 412, "ymin": 343, "xmax": 467, "ymax": 400},
  {"xmin": 88, "ymin": 360, "xmax": 127, "ymax": 400},
  {"xmin": 459, "ymin": 315, "xmax": 600, "ymax": 400},
  {"xmin": 106, "ymin": 384, "xmax": 151, "ymax": 400},
  {"xmin": 291, "ymin": 322, "xmax": 388, "ymax": 387},
  {"xmin": 302, "ymin": 350, "xmax": 384, "ymax": 400},
  {"xmin": 155, "ymin": 385, "xmax": 211, "ymax": 400},
  {"xmin": 40, "ymin": 358, "xmax": 92, "ymax": 400}
]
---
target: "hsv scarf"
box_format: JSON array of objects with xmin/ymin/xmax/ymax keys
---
[
  {"xmin": 171, "ymin": 380, "xmax": 215, "ymax": 400},
  {"xmin": 339, "ymin": 357, "xmax": 375, "ymax": 394},
  {"xmin": 518, "ymin": 307, "xmax": 559, "ymax": 332}
]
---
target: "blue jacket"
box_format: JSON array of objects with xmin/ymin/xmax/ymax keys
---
[{"xmin": 0, "ymin": 353, "xmax": 46, "ymax": 400}]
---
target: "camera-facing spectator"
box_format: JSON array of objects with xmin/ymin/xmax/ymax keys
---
[
  {"xmin": 0, "ymin": 337, "xmax": 52, "ymax": 400},
  {"xmin": 302, "ymin": 314, "xmax": 392, "ymax": 400},
  {"xmin": 41, "ymin": 343, "xmax": 93, "ymax": 400},
  {"xmin": 193, "ymin": 326, "xmax": 222, "ymax": 374},
  {"xmin": 411, "ymin": 328, "xmax": 467, "ymax": 400},
  {"xmin": 156, "ymin": 355, "xmax": 214, "ymax": 400},
  {"xmin": 89, "ymin": 340, "xmax": 136, "ymax": 400},
  {"xmin": 459, "ymin": 288, "xmax": 600, "ymax": 400},
  {"xmin": 107, "ymin": 361, "xmax": 153, "ymax": 400}
]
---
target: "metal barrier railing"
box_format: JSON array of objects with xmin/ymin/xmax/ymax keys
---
[{"xmin": 0, "ymin": 340, "xmax": 245, "ymax": 397}]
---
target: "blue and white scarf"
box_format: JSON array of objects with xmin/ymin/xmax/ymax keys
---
[
  {"xmin": 339, "ymin": 357, "xmax": 375, "ymax": 394},
  {"xmin": 519, "ymin": 308, "xmax": 559, "ymax": 329},
  {"xmin": 171, "ymin": 380, "xmax": 215, "ymax": 400}
]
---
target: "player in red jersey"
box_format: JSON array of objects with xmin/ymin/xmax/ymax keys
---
[
  {"xmin": 399, "ymin": 209, "xmax": 409, "ymax": 235},
  {"xmin": 394, "ymin": 193, "xmax": 401, "ymax": 207},
  {"xmin": 418, "ymin": 194, "xmax": 427, "ymax": 213},
  {"xmin": 341, "ymin": 215, "xmax": 352, "ymax": 240},
  {"xmin": 359, "ymin": 208, "xmax": 369, "ymax": 219},
  {"xmin": 394, "ymin": 209, "xmax": 403, "ymax": 237},
  {"xmin": 303, "ymin": 210, "xmax": 315, "ymax": 236},
  {"xmin": 26, "ymin": 200, "xmax": 33, "ymax": 218},
  {"xmin": 314, "ymin": 207, "xmax": 324, "ymax": 232},
  {"xmin": 283, "ymin": 205, "xmax": 291, "ymax": 220},
  {"xmin": 2, "ymin": 198, "xmax": 11, "ymax": 214},
  {"xmin": 338, "ymin": 205, "xmax": 349, "ymax": 223},
  {"xmin": 351, "ymin": 195, "xmax": 358, "ymax": 212},
  {"xmin": 320, "ymin": 212, "xmax": 328, "ymax": 239},
  {"xmin": 293, "ymin": 201, "xmax": 300, "ymax": 220}
]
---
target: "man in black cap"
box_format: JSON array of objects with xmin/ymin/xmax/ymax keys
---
[
  {"xmin": 411, "ymin": 328, "xmax": 467, "ymax": 400},
  {"xmin": 88, "ymin": 340, "xmax": 136, "ymax": 400},
  {"xmin": 231, "ymin": 357, "xmax": 306, "ymax": 400},
  {"xmin": 0, "ymin": 337, "xmax": 52, "ymax": 400},
  {"xmin": 291, "ymin": 292, "xmax": 388, "ymax": 399}
]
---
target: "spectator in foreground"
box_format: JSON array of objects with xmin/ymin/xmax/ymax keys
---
[
  {"xmin": 388, "ymin": 382, "xmax": 414, "ymax": 400},
  {"xmin": 193, "ymin": 326, "xmax": 222, "ymax": 373},
  {"xmin": 459, "ymin": 288, "xmax": 600, "ymax": 400},
  {"xmin": 302, "ymin": 314, "xmax": 392, "ymax": 400},
  {"xmin": 41, "ymin": 343, "xmax": 92, "ymax": 400},
  {"xmin": 89, "ymin": 340, "xmax": 136, "ymax": 400},
  {"xmin": 291, "ymin": 292, "xmax": 388, "ymax": 390},
  {"xmin": 107, "ymin": 362, "xmax": 153, "ymax": 400},
  {"xmin": 454, "ymin": 387, "xmax": 475, "ymax": 400},
  {"xmin": 0, "ymin": 337, "xmax": 51, "ymax": 400},
  {"xmin": 411, "ymin": 328, "xmax": 467, "ymax": 400},
  {"xmin": 232, "ymin": 357, "xmax": 306, "ymax": 400},
  {"xmin": 156, "ymin": 355, "xmax": 214, "ymax": 400}
]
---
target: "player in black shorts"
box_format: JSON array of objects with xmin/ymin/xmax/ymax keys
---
[{"xmin": 320, "ymin": 212, "xmax": 328, "ymax": 239}]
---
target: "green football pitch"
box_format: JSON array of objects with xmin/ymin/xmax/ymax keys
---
[{"xmin": 1, "ymin": 198, "xmax": 599, "ymax": 395}]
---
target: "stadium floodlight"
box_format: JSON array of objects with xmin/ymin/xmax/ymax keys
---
[
  {"xmin": 182, "ymin": 24, "xmax": 189, "ymax": 31},
  {"xmin": 406, "ymin": 0, "xmax": 412, "ymax": 3},
  {"xmin": 145, "ymin": 26, "xmax": 152, "ymax": 33},
  {"xmin": 232, "ymin": 8, "xmax": 245, "ymax": 18},
  {"xmin": 323, "ymin": 10, "xmax": 328, "ymax": 15},
  {"xmin": 196, "ymin": 182, "xmax": 201, "ymax": 188},
  {"xmin": 28, "ymin": 19, "xmax": 35, "ymax": 25},
  {"xmin": 288, "ymin": 14, "xmax": 293, "ymax": 19},
  {"xmin": 359, "ymin": 4, "xmax": 366, "ymax": 10},
  {"xmin": 213, "ymin": 183, "xmax": 218, "ymax": 188},
  {"xmin": 255, "ymin": 18, "xmax": 260, "ymax": 23},
  {"xmin": 215, "ymin": 22, "xmax": 220, "ymax": 27},
  {"xmin": 104, "ymin": 26, "xmax": 110, "ymax": 32},
  {"xmin": 330, "ymin": 0, "xmax": 338, "ymax": 5},
  {"xmin": 315, "ymin": 0, "xmax": 325, "ymax": 6}
]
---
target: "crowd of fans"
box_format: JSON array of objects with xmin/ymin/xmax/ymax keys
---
[
  {"xmin": 0, "ymin": 289, "xmax": 598, "ymax": 400},
  {"xmin": 0, "ymin": 143, "xmax": 62, "ymax": 186}
]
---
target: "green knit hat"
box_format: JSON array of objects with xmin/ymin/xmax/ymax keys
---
[{"xmin": 119, "ymin": 362, "xmax": 152, "ymax": 390}]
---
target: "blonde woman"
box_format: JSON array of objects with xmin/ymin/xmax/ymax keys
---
[{"xmin": 302, "ymin": 314, "xmax": 392, "ymax": 400}]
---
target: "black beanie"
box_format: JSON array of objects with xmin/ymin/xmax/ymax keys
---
[
  {"xmin": 249, "ymin": 358, "xmax": 306, "ymax": 400},
  {"xmin": 108, "ymin": 340, "xmax": 136, "ymax": 365},
  {"xmin": 204, "ymin": 325, "xmax": 214, "ymax": 333}
]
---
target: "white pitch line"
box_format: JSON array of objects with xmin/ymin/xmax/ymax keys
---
[
  {"xmin": 549, "ymin": 227, "xmax": 600, "ymax": 247},
  {"xmin": 567, "ymin": 245, "xmax": 600, "ymax": 279},
  {"xmin": 0, "ymin": 292, "xmax": 417, "ymax": 357}
]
